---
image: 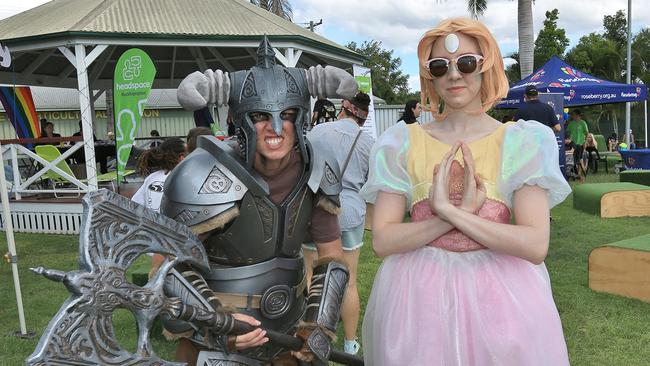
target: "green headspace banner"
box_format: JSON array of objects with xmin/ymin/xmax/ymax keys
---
[{"xmin": 113, "ymin": 48, "xmax": 156, "ymax": 180}]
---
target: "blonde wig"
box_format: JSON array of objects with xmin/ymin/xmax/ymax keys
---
[{"xmin": 418, "ymin": 18, "xmax": 509, "ymax": 117}]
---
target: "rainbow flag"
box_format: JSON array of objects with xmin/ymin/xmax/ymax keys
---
[{"xmin": 0, "ymin": 86, "xmax": 41, "ymax": 139}]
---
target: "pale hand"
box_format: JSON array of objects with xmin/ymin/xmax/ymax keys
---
[
  {"xmin": 232, "ymin": 313, "xmax": 268, "ymax": 350},
  {"xmin": 458, "ymin": 142, "xmax": 487, "ymax": 214},
  {"xmin": 430, "ymin": 142, "xmax": 461, "ymax": 220}
]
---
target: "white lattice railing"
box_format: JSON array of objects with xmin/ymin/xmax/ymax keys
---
[
  {"xmin": 0, "ymin": 201, "xmax": 83, "ymax": 234},
  {"xmin": 1, "ymin": 141, "xmax": 90, "ymax": 199}
]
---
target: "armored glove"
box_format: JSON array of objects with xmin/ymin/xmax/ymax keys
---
[
  {"xmin": 305, "ymin": 64, "xmax": 359, "ymax": 100},
  {"xmin": 296, "ymin": 257, "xmax": 349, "ymax": 363},
  {"xmin": 177, "ymin": 65, "xmax": 358, "ymax": 111},
  {"xmin": 177, "ymin": 69, "xmax": 230, "ymax": 110}
]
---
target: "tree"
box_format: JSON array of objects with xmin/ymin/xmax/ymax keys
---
[
  {"xmin": 533, "ymin": 9, "xmax": 569, "ymax": 69},
  {"xmin": 467, "ymin": 0, "xmax": 535, "ymax": 80},
  {"xmin": 565, "ymin": 33, "xmax": 622, "ymax": 81},
  {"xmin": 603, "ymin": 10, "xmax": 627, "ymax": 50},
  {"xmin": 632, "ymin": 28, "xmax": 650, "ymax": 86},
  {"xmin": 249, "ymin": 0, "xmax": 292, "ymax": 21},
  {"xmin": 516, "ymin": 0, "xmax": 535, "ymax": 79},
  {"xmin": 346, "ymin": 41, "xmax": 410, "ymax": 104},
  {"xmin": 504, "ymin": 52, "xmax": 521, "ymax": 85}
]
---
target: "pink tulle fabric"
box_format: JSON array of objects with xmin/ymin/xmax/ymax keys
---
[{"xmin": 362, "ymin": 160, "xmax": 569, "ymax": 365}]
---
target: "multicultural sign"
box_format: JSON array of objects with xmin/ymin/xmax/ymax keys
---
[
  {"xmin": 113, "ymin": 49, "xmax": 156, "ymax": 180},
  {"xmin": 352, "ymin": 64, "xmax": 377, "ymax": 140}
]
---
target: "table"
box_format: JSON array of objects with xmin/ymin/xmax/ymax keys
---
[{"xmin": 67, "ymin": 143, "xmax": 117, "ymax": 174}]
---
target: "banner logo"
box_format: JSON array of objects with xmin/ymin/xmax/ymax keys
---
[
  {"xmin": 123, "ymin": 56, "xmax": 142, "ymax": 80},
  {"xmin": 114, "ymin": 49, "xmax": 156, "ymax": 180}
]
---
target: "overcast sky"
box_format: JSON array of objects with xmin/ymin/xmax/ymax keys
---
[{"xmin": 2, "ymin": 0, "xmax": 648, "ymax": 91}]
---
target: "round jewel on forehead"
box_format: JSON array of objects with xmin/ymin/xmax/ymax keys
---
[{"xmin": 444, "ymin": 33, "xmax": 460, "ymax": 53}]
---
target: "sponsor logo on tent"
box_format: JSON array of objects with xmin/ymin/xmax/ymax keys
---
[
  {"xmin": 549, "ymin": 82, "xmax": 570, "ymax": 88},
  {"xmin": 530, "ymin": 70, "xmax": 545, "ymax": 81},
  {"xmin": 569, "ymin": 89, "xmax": 576, "ymax": 100},
  {"xmin": 561, "ymin": 66, "xmax": 581, "ymax": 78}
]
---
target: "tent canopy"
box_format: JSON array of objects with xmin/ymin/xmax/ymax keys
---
[{"xmin": 497, "ymin": 56, "xmax": 647, "ymax": 109}]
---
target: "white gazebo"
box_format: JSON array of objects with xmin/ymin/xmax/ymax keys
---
[{"xmin": 0, "ymin": 0, "xmax": 364, "ymax": 191}]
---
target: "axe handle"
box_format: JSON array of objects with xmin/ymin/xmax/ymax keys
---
[{"xmin": 230, "ymin": 319, "xmax": 364, "ymax": 366}]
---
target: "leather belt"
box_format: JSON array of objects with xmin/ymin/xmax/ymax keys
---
[{"xmin": 215, "ymin": 275, "xmax": 308, "ymax": 309}]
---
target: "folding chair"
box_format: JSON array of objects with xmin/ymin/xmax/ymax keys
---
[{"xmin": 35, "ymin": 145, "xmax": 133, "ymax": 197}]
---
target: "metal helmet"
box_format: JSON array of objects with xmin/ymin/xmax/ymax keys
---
[{"xmin": 229, "ymin": 36, "xmax": 311, "ymax": 169}]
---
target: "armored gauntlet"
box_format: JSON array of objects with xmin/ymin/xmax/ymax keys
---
[{"xmin": 298, "ymin": 258, "xmax": 349, "ymax": 362}]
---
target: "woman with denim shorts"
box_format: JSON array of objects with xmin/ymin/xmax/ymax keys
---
[{"xmin": 303, "ymin": 92, "xmax": 373, "ymax": 355}]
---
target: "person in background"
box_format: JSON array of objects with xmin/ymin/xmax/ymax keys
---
[
  {"xmin": 72, "ymin": 120, "xmax": 98, "ymax": 141},
  {"xmin": 397, "ymin": 99, "xmax": 422, "ymax": 124},
  {"xmin": 226, "ymin": 111, "xmax": 236, "ymax": 137},
  {"xmin": 513, "ymin": 85, "xmax": 561, "ymax": 133},
  {"xmin": 186, "ymin": 126, "xmax": 212, "ymax": 153},
  {"xmin": 564, "ymin": 136, "xmax": 583, "ymax": 182},
  {"xmin": 131, "ymin": 137, "xmax": 187, "ymax": 277},
  {"xmin": 39, "ymin": 118, "xmax": 48, "ymax": 134},
  {"xmin": 39, "ymin": 122, "xmax": 61, "ymax": 139},
  {"xmin": 566, "ymin": 109, "xmax": 589, "ymax": 166},
  {"xmin": 311, "ymin": 98, "xmax": 337, "ymax": 127},
  {"xmin": 626, "ymin": 129, "xmax": 636, "ymax": 149},
  {"xmin": 584, "ymin": 133, "xmax": 601, "ymax": 174},
  {"xmin": 304, "ymin": 92, "xmax": 373, "ymax": 355},
  {"xmin": 149, "ymin": 129, "xmax": 163, "ymax": 148},
  {"xmin": 607, "ymin": 132, "xmax": 618, "ymax": 152}
]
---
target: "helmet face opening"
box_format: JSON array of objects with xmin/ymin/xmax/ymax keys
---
[{"xmin": 227, "ymin": 37, "xmax": 312, "ymax": 169}]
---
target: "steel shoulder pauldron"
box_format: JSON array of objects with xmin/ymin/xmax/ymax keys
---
[
  {"xmin": 306, "ymin": 138, "xmax": 342, "ymax": 210},
  {"xmin": 161, "ymin": 136, "xmax": 262, "ymax": 233}
]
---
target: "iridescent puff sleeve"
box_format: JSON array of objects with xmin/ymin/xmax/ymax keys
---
[
  {"xmin": 499, "ymin": 120, "xmax": 571, "ymax": 208},
  {"xmin": 360, "ymin": 122, "xmax": 412, "ymax": 209}
]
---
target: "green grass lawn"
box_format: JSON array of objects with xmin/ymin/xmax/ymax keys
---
[{"xmin": 2, "ymin": 172, "xmax": 650, "ymax": 365}]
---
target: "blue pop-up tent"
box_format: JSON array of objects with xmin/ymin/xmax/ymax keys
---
[
  {"xmin": 497, "ymin": 56, "xmax": 647, "ymax": 108},
  {"xmin": 498, "ymin": 56, "xmax": 648, "ymax": 146}
]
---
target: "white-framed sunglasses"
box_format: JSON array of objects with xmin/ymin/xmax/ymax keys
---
[{"xmin": 425, "ymin": 53, "xmax": 484, "ymax": 77}]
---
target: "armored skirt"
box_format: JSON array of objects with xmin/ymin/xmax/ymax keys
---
[{"xmin": 360, "ymin": 121, "xmax": 572, "ymax": 366}]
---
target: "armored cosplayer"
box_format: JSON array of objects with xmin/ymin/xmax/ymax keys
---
[
  {"xmin": 25, "ymin": 37, "xmax": 362, "ymax": 366},
  {"xmin": 161, "ymin": 37, "xmax": 359, "ymax": 366}
]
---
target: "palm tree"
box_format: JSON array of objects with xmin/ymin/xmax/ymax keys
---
[
  {"xmin": 467, "ymin": 0, "xmax": 535, "ymax": 80},
  {"xmin": 250, "ymin": 0, "xmax": 293, "ymax": 22}
]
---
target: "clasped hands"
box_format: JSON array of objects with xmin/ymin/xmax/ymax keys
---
[{"xmin": 429, "ymin": 141, "xmax": 487, "ymax": 221}]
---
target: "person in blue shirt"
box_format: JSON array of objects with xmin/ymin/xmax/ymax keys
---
[{"xmin": 514, "ymin": 85, "xmax": 561, "ymax": 133}]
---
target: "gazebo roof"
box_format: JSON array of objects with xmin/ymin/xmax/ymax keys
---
[{"xmin": 0, "ymin": 0, "xmax": 363, "ymax": 89}]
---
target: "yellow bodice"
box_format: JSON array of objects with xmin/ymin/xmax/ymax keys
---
[{"xmin": 405, "ymin": 122, "xmax": 512, "ymax": 208}]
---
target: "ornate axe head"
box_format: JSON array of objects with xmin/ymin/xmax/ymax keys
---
[{"xmin": 26, "ymin": 189, "xmax": 208, "ymax": 366}]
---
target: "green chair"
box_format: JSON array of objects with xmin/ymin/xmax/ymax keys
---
[
  {"xmin": 35, "ymin": 145, "xmax": 133, "ymax": 197},
  {"xmin": 593, "ymin": 134, "xmax": 615, "ymax": 173}
]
